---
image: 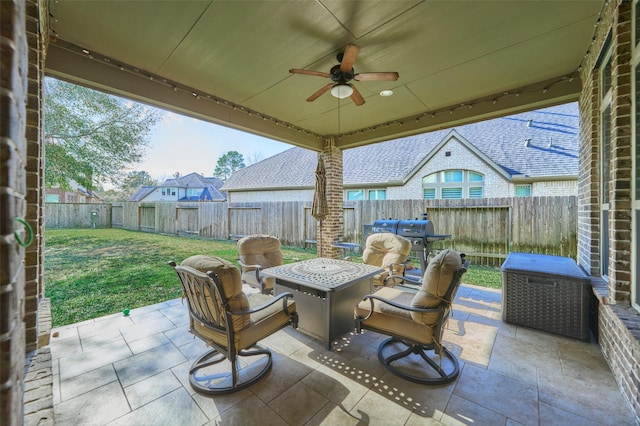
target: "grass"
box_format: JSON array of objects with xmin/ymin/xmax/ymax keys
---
[
  {"xmin": 44, "ymin": 228, "xmax": 316, "ymax": 327},
  {"xmin": 44, "ymin": 228, "xmax": 502, "ymax": 327},
  {"xmin": 462, "ymin": 265, "xmax": 502, "ymax": 289}
]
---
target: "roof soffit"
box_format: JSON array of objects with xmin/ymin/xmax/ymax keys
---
[{"xmin": 45, "ymin": 1, "xmax": 603, "ymax": 151}]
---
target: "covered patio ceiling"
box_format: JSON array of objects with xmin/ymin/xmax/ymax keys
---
[{"xmin": 45, "ymin": 1, "xmax": 603, "ymax": 152}]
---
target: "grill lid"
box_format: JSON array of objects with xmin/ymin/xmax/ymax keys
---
[
  {"xmin": 372, "ymin": 219, "xmax": 400, "ymax": 234},
  {"xmin": 397, "ymin": 219, "xmax": 435, "ymax": 237}
]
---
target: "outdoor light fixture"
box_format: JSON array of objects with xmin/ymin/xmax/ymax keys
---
[
  {"xmin": 380, "ymin": 90, "xmax": 394, "ymax": 97},
  {"xmin": 331, "ymin": 83, "xmax": 353, "ymax": 99}
]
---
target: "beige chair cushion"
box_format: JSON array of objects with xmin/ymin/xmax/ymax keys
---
[
  {"xmin": 181, "ymin": 255, "xmax": 250, "ymax": 330},
  {"xmin": 237, "ymin": 234, "xmax": 283, "ymax": 290},
  {"xmin": 362, "ymin": 233, "xmax": 412, "ymax": 286},
  {"xmin": 410, "ymin": 249, "xmax": 462, "ymax": 326},
  {"xmin": 193, "ymin": 292, "xmax": 296, "ymax": 350},
  {"xmin": 355, "ymin": 287, "xmax": 436, "ymax": 345}
]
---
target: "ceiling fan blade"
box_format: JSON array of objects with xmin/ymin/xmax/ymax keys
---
[
  {"xmin": 306, "ymin": 83, "xmax": 334, "ymax": 102},
  {"xmin": 354, "ymin": 72, "xmax": 399, "ymax": 82},
  {"xmin": 340, "ymin": 44, "xmax": 360, "ymax": 72},
  {"xmin": 350, "ymin": 85, "xmax": 365, "ymax": 106},
  {"xmin": 290, "ymin": 69, "xmax": 332, "ymax": 78}
]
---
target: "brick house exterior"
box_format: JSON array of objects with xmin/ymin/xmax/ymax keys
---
[
  {"xmin": 576, "ymin": 1, "xmax": 640, "ymax": 416},
  {"xmin": 223, "ymin": 104, "xmax": 579, "ymax": 204},
  {"xmin": 1, "ymin": 0, "xmax": 52, "ymax": 424},
  {"xmin": 2, "ymin": 1, "xmax": 640, "ymax": 424}
]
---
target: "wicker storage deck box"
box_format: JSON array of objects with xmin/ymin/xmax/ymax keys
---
[{"xmin": 501, "ymin": 252, "xmax": 592, "ymax": 341}]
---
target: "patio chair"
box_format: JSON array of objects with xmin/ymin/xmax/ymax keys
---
[
  {"xmin": 355, "ymin": 249, "xmax": 469, "ymax": 385},
  {"xmin": 362, "ymin": 233, "xmax": 413, "ymax": 287},
  {"xmin": 169, "ymin": 255, "xmax": 297, "ymax": 394},
  {"xmin": 237, "ymin": 234, "xmax": 284, "ymax": 294}
]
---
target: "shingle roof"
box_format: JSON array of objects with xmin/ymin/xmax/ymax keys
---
[
  {"xmin": 130, "ymin": 172, "xmax": 226, "ymax": 201},
  {"xmin": 221, "ymin": 102, "xmax": 578, "ymax": 191},
  {"xmin": 129, "ymin": 186, "xmax": 155, "ymax": 202}
]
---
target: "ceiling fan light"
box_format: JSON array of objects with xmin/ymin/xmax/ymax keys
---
[{"xmin": 331, "ymin": 84, "xmax": 353, "ymax": 99}]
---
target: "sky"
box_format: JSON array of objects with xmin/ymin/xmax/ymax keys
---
[{"xmin": 136, "ymin": 110, "xmax": 294, "ymax": 181}]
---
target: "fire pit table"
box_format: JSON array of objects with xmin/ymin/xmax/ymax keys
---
[{"xmin": 262, "ymin": 258, "xmax": 384, "ymax": 349}]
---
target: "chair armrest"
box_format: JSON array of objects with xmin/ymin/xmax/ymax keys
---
[
  {"xmin": 231, "ymin": 292, "xmax": 295, "ymax": 315},
  {"xmin": 383, "ymin": 273, "xmax": 421, "ymax": 287},
  {"xmin": 237, "ymin": 260, "xmax": 264, "ymax": 283},
  {"xmin": 384, "ymin": 261, "xmax": 407, "ymax": 271},
  {"xmin": 237, "ymin": 260, "xmax": 262, "ymax": 271},
  {"xmin": 357, "ymin": 293, "xmax": 444, "ymax": 322}
]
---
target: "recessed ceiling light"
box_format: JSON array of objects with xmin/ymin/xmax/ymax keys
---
[{"xmin": 380, "ymin": 90, "xmax": 394, "ymax": 97}]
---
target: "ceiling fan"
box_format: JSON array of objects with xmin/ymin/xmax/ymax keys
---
[{"xmin": 289, "ymin": 44, "xmax": 399, "ymax": 106}]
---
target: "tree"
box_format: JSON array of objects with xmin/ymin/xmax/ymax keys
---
[
  {"xmin": 97, "ymin": 171, "xmax": 158, "ymax": 202},
  {"xmin": 121, "ymin": 170, "xmax": 157, "ymax": 191},
  {"xmin": 44, "ymin": 78, "xmax": 161, "ymax": 190},
  {"xmin": 214, "ymin": 151, "xmax": 245, "ymax": 181}
]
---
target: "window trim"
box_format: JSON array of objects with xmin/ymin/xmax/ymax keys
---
[
  {"xmin": 632, "ymin": 0, "xmax": 640, "ymax": 312},
  {"xmin": 600, "ymin": 45, "xmax": 613, "ymax": 280}
]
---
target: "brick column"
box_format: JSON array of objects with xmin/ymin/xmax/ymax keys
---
[
  {"xmin": 608, "ymin": 2, "xmax": 632, "ymax": 302},
  {"xmin": 24, "ymin": 0, "xmax": 47, "ymax": 352},
  {"xmin": 316, "ymin": 137, "xmax": 344, "ymax": 258},
  {"xmin": 577, "ymin": 72, "xmax": 601, "ymax": 276},
  {"xmin": 0, "ymin": 1, "xmax": 29, "ymax": 424}
]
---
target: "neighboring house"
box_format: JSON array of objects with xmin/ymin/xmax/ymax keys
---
[
  {"xmin": 129, "ymin": 172, "xmax": 226, "ymax": 202},
  {"xmin": 45, "ymin": 182, "xmax": 101, "ymax": 203},
  {"xmin": 221, "ymin": 103, "xmax": 578, "ymax": 203}
]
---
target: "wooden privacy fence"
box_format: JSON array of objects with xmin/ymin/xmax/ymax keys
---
[
  {"xmin": 45, "ymin": 196, "xmax": 577, "ymax": 266},
  {"xmin": 45, "ymin": 203, "xmax": 112, "ymax": 229}
]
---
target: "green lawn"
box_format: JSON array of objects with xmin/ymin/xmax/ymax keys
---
[{"xmin": 44, "ymin": 228, "xmax": 501, "ymax": 327}]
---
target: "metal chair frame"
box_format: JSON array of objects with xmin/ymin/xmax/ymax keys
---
[
  {"xmin": 355, "ymin": 255, "xmax": 469, "ymax": 385},
  {"xmin": 169, "ymin": 261, "xmax": 298, "ymax": 394}
]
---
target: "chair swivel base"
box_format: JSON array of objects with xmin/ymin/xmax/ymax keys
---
[
  {"xmin": 378, "ymin": 337, "xmax": 460, "ymax": 385},
  {"xmin": 189, "ymin": 345, "xmax": 272, "ymax": 394}
]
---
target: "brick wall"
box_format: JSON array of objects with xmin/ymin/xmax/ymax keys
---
[
  {"xmin": 318, "ymin": 138, "xmax": 344, "ymax": 258},
  {"xmin": 0, "ymin": 1, "xmax": 29, "ymax": 424},
  {"xmin": 531, "ymin": 180, "xmax": 577, "ymax": 196},
  {"xmin": 25, "ymin": 0, "xmax": 46, "ymax": 353},
  {"xmin": 578, "ymin": 1, "xmax": 640, "ymax": 422},
  {"xmin": 608, "ymin": 2, "xmax": 632, "ymax": 302},
  {"xmin": 0, "ymin": 1, "xmax": 51, "ymax": 424}
]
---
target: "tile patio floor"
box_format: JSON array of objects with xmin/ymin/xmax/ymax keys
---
[{"xmin": 50, "ymin": 284, "xmax": 637, "ymax": 425}]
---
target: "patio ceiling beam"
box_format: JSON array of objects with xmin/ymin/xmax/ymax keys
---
[
  {"xmin": 333, "ymin": 73, "xmax": 582, "ymax": 150},
  {"xmin": 45, "ymin": 40, "xmax": 324, "ymax": 152}
]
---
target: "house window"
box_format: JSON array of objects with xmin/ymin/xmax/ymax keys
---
[
  {"xmin": 422, "ymin": 170, "xmax": 484, "ymax": 199},
  {"xmin": 443, "ymin": 170, "xmax": 463, "ymax": 183},
  {"xmin": 442, "ymin": 188, "xmax": 463, "ymax": 199},
  {"xmin": 515, "ymin": 185, "xmax": 532, "ymax": 197},
  {"xmin": 161, "ymin": 189, "xmax": 166, "ymax": 196},
  {"xmin": 423, "ymin": 188, "xmax": 436, "ymax": 199},
  {"xmin": 187, "ymin": 188, "xmax": 200, "ymax": 197},
  {"xmin": 347, "ymin": 190, "xmax": 365, "ymax": 201},
  {"xmin": 368, "ymin": 190, "xmax": 386, "ymax": 200},
  {"xmin": 469, "ymin": 187, "xmax": 483, "ymax": 198},
  {"xmin": 45, "ymin": 194, "xmax": 59, "ymax": 203}
]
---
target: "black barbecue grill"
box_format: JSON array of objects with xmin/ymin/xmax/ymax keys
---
[{"xmin": 368, "ymin": 213, "xmax": 450, "ymax": 278}]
